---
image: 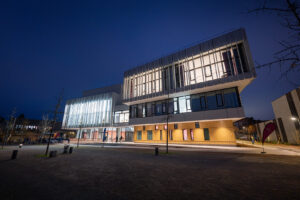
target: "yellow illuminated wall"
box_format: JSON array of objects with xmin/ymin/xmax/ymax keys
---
[{"xmin": 133, "ymin": 120, "xmax": 236, "ymax": 145}]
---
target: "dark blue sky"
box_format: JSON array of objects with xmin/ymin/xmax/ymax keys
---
[{"xmin": 0, "ymin": 0, "xmax": 299, "ymax": 120}]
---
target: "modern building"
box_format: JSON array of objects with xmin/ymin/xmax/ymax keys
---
[
  {"xmin": 122, "ymin": 28, "xmax": 256, "ymax": 145},
  {"xmin": 62, "ymin": 84, "xmax": 134, "ymax": 142},
  {"xmin": 62, "ymin": 28, "xmax": 256, "ymax": 145},
  {"xmin": 272, "ymin": 87, "xmax": 300, "ymax": 144}
]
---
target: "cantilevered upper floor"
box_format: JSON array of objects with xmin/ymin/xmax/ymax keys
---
[{"xmin": 122, "ymin": 28, "xmax": 256, "ymax": 105}]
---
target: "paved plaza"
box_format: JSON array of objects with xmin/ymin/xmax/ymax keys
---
[{"xmin": 1, "ymin": 144, "xmax": 300, "ymax": 200}]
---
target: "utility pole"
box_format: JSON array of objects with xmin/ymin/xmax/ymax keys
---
[
  {"xmin": 166, "ymin": 70, "xmax": 170, "ymax": 154},
  {"xmin": 77, "ymin": 122, "xmax": 82, "ymax": 148},
  {"xmin": 45, "ymin": 90, "xmax": 64, "ymax": 156}
]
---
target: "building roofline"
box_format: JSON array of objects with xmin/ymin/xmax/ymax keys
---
[{"xmin": 124, "ymin": 28, "xmax": 247, "ymax": 77}]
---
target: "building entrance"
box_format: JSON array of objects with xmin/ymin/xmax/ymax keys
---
[{"xmin": 125, "ymin": 132, "xmax": 133, "ymax": 142}]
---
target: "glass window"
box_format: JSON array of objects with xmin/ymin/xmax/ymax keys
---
[
  {"xmin": 179, "ymin": 64, "xmax": 184, "ymax": 87},
  {"xmin": 130, "ymin": 105, "xmax": 136, "ymax": 118},
  {"xmin": 169, "ymin": 66, "xmax": 174, "ymax": 89},
  {"xmin": 146, "ymin": 103, "xmax": 152, "ymax": 117},
  {"xmin": 179, "ymin": 96, "xmax": 187, "ymax": 113},
  {"xmin": 137, "ymin": 131, "xmax": 142, "ymax": 140},
  {"xmin": 206, "ymin": 92, "xmax": 217, "ymax": 110},
  {"xmin": 124, "ymin": 111, "xmax": 129, "ymax": 122},
  {"xmin": 205, "ymin": 65, "xmax": 212, "ymax": 77},
  {"xmin": 175, "ymin": 64, "xmax": 180, "ymax": 88},
  {"xmin": 188, "ymin": 60, "xmax": 194, "ymax": 70},
  {"xmin": 162, "ymin": 102, "xmax": 167, "ymax": 114},
  {"xmin": 190, "ymin": 129, "xmax": 194, "ymax": 141},
  {"xmin": 120, "ymin": 112, "xmax": 124, "ymax": 122},
  {"xmin": 114, "ymin": 111, "xmax": 120, "ymax": 123},
  {"xmin": 238, "ymin": 43, "xmax": 248, "ymax": 73},
  {"xmin": 155, "ymin": 102, "xmax": 162, "ymax": 116},
  {"xmin": 200, "ymin": 96, "xmax": 206, "ymax": 110},
  {"xmin": 204, "ymin": 128, "xmax": 210, "ymax": 141},
  {"xmin": 191, "ymin": 94, "xmax": 200, "ymax": 112},
  {"xmin": 233, "ymin": 48, "xmax": 242, "ymax": 74},
  {"xmin": 142, "ymin": 104, "xmax": 146, "ymax": 117},
  {"xmin": 174, "ymin": 98, "xmax": 178, "ymax": 114},
  {"xmin": 216, "ymin": 93, "xmax": 224, "ymax": 107},
  {"xmin": 224, "ymin": 88, "xmax": 239, "ymax": 108},
  {"xmin": 151, "ymin": 103, "xmax": 156, "ymax": 115},
  {"xmin": 190, "ymin": 69, "xmax": 195, "ymax": 81},
  {"xmin": 169, "ymin": 130, "xmax": 173, "ymax": 140},
  {"xmin": 186, "ymin": 96, "xmax": 191, "ymax": 112},
  {"xmin": 183, "ymin": 129, "xmax": 188, "ymax": 140},
  {"xmin": 137, "ymin": 104, "xmax": 143, "ymax": 118},
  {"xmin": 160, "ymin": 130, "xmax": 162, "ymax": 140},
  {"xmin": 194, "ymin": 58, "xmax": 201, "ymax": 68},
  {"xmin": 203, "ymin": 55, "xmax": 210, "ymax": 65},
  {"xmin": 222, "ymin": 50, "xmax": 233, "ymax": 76},
  {"xmin": 147, "ymin": 130, "xmax": 153, "ymax": 140},
  {"xmin": 168, "ymin": 99, "xmax": 174, "ymax": 114},
  {"xmin": 195, "ymin": 68, "xmax": 203, "ymax": 83}
]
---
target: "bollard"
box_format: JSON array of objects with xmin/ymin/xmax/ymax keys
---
[
  {"xmin": 155, "ymin": 147, "xmax": 159, "ymax": 156},
  {"xmin": 63, "ymin": 145, "xmax": 69, "ymax": 154},
  {"xmin": 69, "ymin": 147, "xmax": 73, "ymax": 154},
  {"xmin": 19, "ymin": 144, "xmax": 23, "ymax": 148},
  {"xmin": 11, "ymin": 150, "xmax": 18, "ymax": 160},
  {"xmin": 49, "ymin": 150, "xmax": 57, "ymax": 158}
]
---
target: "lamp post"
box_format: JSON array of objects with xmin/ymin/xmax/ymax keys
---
[
  {"xmin": 77, "ymin": 123, "xmax": 82, "ymax": 148},
  {"xmin": 166, "ymin": 78, "xmax": 170, "ymax": 154}
]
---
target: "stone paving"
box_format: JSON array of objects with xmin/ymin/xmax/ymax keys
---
[{"xmin": 0, "ymin": 145, "xmax": 300, "ymax": 200}]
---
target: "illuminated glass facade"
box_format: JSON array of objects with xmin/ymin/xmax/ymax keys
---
[
  {"xmin": 123, "ymin": 42, "xmax": 249, "ymax": 101},
  {"xmin": 114, "ymin": 110, "xmax": 129, "ymax": 123},
  {"xmin": 62, "ymin": 93, "xmax": 113, "ymax": 128}
]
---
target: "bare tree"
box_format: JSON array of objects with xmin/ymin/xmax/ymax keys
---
[
  {"xmin": 45, "ymin": 89, "xmax": 64, "ymax": 155},
  {"xmin": 39, "ymin": 114, "xmax": 51, "ymax": 140},
  {"xmin": 249, "ymin": 0, "xmax": 300, "ymax": 86},
  {"xmin": 1, "ymin": 108, "xmax": 17, "ymax": 149}
]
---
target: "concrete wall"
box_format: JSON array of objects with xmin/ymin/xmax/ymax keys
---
[{"xmin": 272, "ymin": 87, "xmax": 300, "ymax": 144}]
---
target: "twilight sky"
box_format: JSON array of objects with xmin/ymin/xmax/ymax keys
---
[{"xmin": 0, "ymin": 0, "xmax": 299, "ymax": 120}]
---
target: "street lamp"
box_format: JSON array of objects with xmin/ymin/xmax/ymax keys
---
[
  {"xmin": 291, "ymin": 117, "xmax": 298, "ymax": 121},
  {"xmin": 77, "ymin": 124, "xmax": 82, "ymax": 148}
]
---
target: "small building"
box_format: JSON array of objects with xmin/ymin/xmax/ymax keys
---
[
  {"xmin": 272, "ymin": 87, "xmax": 300, "ymax": 144},
  {"xmin": 62, "ymin": 84, "xmax": 134, "ymax": 142}
]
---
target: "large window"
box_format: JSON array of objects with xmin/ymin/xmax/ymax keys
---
[
  {"xmin": 224, "ymin": 88, "xmax": 240, "ymax": 108},
  {"xmin": 137, "ymin": 131, "xmax": 142, "ymax": 140},
  {"xmin": 146, "ymin": 103, "xmax": 152, "ymax": 117},
  {"xmin": 206, "ymin": 92, "xmax": 217, "ymax": 110},
  {"xmin": 178, "ymin": 96, "xmax": 191, "ymax": 113},
  {"xmin": 123, "ymin": 42, "xmax": 249, "ymax": 100},
  {"xmin": 204, "ymin": 128, "xmax": 210, "ymax": 141},
  {"xmin": 114, "ymin": 110, "xmax": 129, "ymax": 123},
  {"xmin": 129, "ymin": 87, "xmax": 240, "ymax": 119},
  {"xmin": 160, "ymin": 130, "xmax": 163, "ymax": 140},
  {"xmin": 147, "ymin": 130, "xmax": 153, "ymax": 140},
  {"xmin": 62, "ymin": 94, "xmax": 112, "ymax": 128},
  {"xmin": 183, "ymin": 129, "xmax": 188, "ymax": 141},
  {"xmin": 191, "ymin": 95, "xmax": 201, "ymax": 112},
  {"xmin": 169, "ymin": 130, "xmax": 173, "ymax": 140}
]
